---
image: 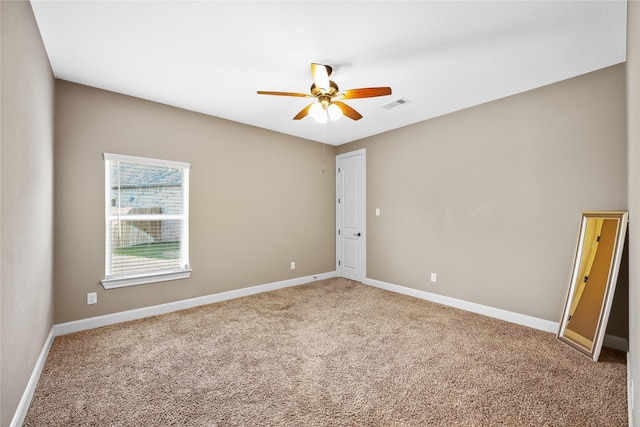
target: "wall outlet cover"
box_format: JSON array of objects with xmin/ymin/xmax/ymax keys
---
[{"xmin": 87, "ymin": 292, "xmax": 97, "ymax": 305}]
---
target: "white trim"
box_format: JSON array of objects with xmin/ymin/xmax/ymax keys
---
[
  {"xmin": 361, "ymin": 150, "xmax": 367, "ymax": 282},
  {"xmin": 103, "ymin": 152, "xmax": 190, "ymax": 169},
  {"xmin": 13, "ymin": 272, "xmax": 336, "ymax": 423},
  {"xmin": 182, "ymin": 166, "xmax": 190, "ymax": 268},
  {"xmin": 104, "ymin": 160, "xmax": 111, "ymax": 275},
  {"xmin": 14, "ymin": 272, "xmax": 629, "ymax": 426},
  {"xmin": 628, "ymin": 353, "xmax": 634, "ymax": 427},
  {"xmin": 363, "ymin": 278, "xmax": 629, "ymax": 351},
  {"xmin": 364, "ymin": 277, "xmax": 559, "ymax": 333},
  {"xmin": 10, "ymin": 328, "xmax": 56, "ymax": 427},
  {"xmin": 59, "ymin": 271, "xmax": 336, "ymax": 336},
  {"xmin": 101, "ymin": 268, "xmax": 192, "ymax": 289}
]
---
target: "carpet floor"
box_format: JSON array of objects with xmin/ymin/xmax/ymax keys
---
[{"xmin": 23, "ymin": 278, "xmax": 627, "ymax": 426}]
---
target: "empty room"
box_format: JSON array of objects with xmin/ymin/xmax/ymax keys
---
[{"xmin": 3, "ymin": 1, "xmax": 640, "ymax": 425}]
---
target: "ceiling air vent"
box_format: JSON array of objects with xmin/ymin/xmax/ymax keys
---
[{"xmin": 382, "ymin": 98, "xmax": 410, "ymax": 110}]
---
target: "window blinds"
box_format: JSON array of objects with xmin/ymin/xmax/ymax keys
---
[{"xmin": 104, "ymin": 154, "xmax": 190, "ymax": 284}]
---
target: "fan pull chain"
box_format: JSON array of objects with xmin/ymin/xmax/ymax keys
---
[{"xmin": 322, "ymin": 123, "xmax": 326, "ymax": 173}]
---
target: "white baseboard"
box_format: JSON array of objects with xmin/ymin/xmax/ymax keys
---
[
  {"xmin": 628, "ymin": 353, "xmax": 634, "ymax": 427},
  {"xmin": 364, "ymin": 277, "xmax": 559, "ymax": 333},
  {"xmin": 13, "ymin": 271, "xmax": 336, "ymax": 425},
  {"xmin": 10, "ymin": 328, "xmax": 56, "ymax": 427},
  {"xmin": 14, "ymin": 272, "xmax": 629, "ymax": 426},
  {"xmin": 54, "ymin": 271, "xmax": 336, "ymax": 336},
  {"xmin": 364, "ymin": 278, "xmax": 630, "ymax": 353}
]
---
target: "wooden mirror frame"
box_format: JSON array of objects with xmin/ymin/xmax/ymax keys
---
[{"xmin": 557, "ymin": 211, "xmax": 628, "ymax": 361}]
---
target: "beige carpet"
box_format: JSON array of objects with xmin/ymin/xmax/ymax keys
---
[{"xmin": 24, "ymin": 278, "xmax": 627, "ymax": 426}]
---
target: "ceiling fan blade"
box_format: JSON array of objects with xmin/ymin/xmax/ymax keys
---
[
  {"xmin": 333, "ymin": 101, "xmax": 363, "ymax": 121},
  {"xmin": 293, "ymin": 103, "xmax": 315, "ymax": 120},
  {"xmin": 311, "ymin": 63, "xmax": 332, "ymax": 92},
  {"xmin": 257, "ymin": 91, "xmax": 313, "ymax": 98},
  {"xmin": 340, "ymin": 87, "xmax": 392, "ymax": 99}
]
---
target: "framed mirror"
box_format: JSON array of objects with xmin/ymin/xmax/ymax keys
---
[{"xmin": 557, "ymin": 211, "xmax": 628, "ymax": 361}]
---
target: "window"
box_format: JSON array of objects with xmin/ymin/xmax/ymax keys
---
[{"xmin": 102, "ymin": 153, "xmax": 191, "ymax": 289}]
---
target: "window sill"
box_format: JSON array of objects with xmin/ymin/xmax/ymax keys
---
[{"xmin": 101, "ymin": 269, "xmax": 192, "ymax": 290}]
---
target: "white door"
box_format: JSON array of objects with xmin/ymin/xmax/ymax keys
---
[{"xmin": 336, "ymin": 149, "xmax": 365, "ymax": 282}]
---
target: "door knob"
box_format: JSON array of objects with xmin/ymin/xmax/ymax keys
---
[{"xmin": 354, "ymin": 233, "xmax": 361, "ymax": 236}]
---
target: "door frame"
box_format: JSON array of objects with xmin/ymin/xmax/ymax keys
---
[{"xmin": 336, "ymin": 148, "xmax": 366, "ymax": 282}]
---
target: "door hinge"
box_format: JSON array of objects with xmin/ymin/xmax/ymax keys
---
[
  {"xmin": 338, "ymin": 198, "xmax": 341, "ymax": 204},
  {"xmin": 338, "ymin": 167, "xmax": 341, "ymax": 173},
  {"xmin": 338, "ymin": 260, "xmax": 341, "ymax": 266},
  {"xmin": 338, "ymin": 229, "xmax": 341, "ymax": 235}
]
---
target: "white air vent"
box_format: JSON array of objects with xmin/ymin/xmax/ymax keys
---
[{"xmin": 382, "ymin": 98, "xmax": 410, "ymax": 110}]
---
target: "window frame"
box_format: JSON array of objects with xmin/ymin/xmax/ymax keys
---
[{"xmin": 101, "ymin": 153, "xmax": 191, "ymax": 289}]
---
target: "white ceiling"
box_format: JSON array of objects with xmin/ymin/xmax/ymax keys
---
[{"xmin": 30, "ymin": 1, "xmax": 627, "ymax": 146}]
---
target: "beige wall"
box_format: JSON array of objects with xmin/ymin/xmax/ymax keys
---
[
  {"xmin": 627, "ymin": 0, "xmax": 640, "ymax": 422},
  {"xmin": 337, "ymin": 64, "xmax": 627, "ymax": 324},
  {"xmin": 0, "ymin": 1, "xmax": 55, "ymax": 425},
  {"xmin": 54, "ymin": 81, "xmax": 336, "ymax": 323}
]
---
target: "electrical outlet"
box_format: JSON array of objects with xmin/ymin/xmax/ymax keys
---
[
  {"xmin": 87, "ymin": 292, "xmax": 97, "ymax": 305},
  {"xmin": 430, "ymin": 273, "xmax": 437, "ymax": 283},
  {"xmin": 290, "ymin": 261, "xmax": 296, "ymax": 270}
]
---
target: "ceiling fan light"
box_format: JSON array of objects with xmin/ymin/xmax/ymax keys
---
[
  {"xmin": 315, "ymin": 112, "xmax": 328, "ymax": 124},
  {"xmin": 327, "ymin": 103, "xmax": 342, "ymax": 121},
  {"xmin": 309, "ymin": 102, "xmax": 327, "ymax": 123}
]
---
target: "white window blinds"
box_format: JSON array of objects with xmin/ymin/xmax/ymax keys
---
[{"xmin": 102, "ymin": 153, "xmax": 191, "ymax": 289}]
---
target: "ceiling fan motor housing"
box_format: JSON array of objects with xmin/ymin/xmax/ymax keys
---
[
  {"xmin": 257, "ymin": 63, "xmax": 391, "ymax": 121},
  {"xmin": 311, "ymin": 81, "xmax": 339, "ymax": 97}
]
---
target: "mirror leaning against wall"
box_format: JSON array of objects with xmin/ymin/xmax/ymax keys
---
[{"xmin": 557, "ymin": 211, "xmax": 628, "ymax": 361}]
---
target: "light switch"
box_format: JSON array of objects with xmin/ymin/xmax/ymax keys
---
[{"xmin": 375, "ymin": 208, "xmax": 380, "ymax": 216}]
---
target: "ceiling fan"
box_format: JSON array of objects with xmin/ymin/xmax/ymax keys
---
[{"xmin": 257, "ymin": 63, "xmax": 392, "ymax": 123}]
